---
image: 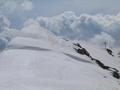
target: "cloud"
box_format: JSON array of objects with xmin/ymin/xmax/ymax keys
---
[
  {"xmin": 36, "ymin": 11, "xmax": 78, "ymax": 38},
  {"xmin": 0, "ymin": 28, "xmax": 19, "ymax": 51},
  {"xmin": 0, "ymin": 15, "xmax": 10, "ymax": 32},
  {"xmin": 29, "ymin": 11, "xmax": 119, "ymax": 46},
  {"xmin": 0, "ymin": 15, "xmax": 18, "ymax": 51},
  {"xmin": 89, "ymin": 32, "xmax": 115, "ymax": 47},
  {"xmin": 1, "ymin": 11, "xmax": 119, "ymax": 49},
  {"xmin": 0, "ymin": 0, "xmax": 33, "ymax": 15},
  {"xmin": 21, "ymin": 18, "xmax": 58, "ymax": 41},
  {"xmin": 0, "ymin": 0, "xmax": 33, "ymax": 51},
  {"xmin": 36, "ymin": 11, "xmax": 104, "ymax": 40}
]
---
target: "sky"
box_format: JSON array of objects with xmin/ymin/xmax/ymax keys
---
[
  {"xmin": 0, "ymin": 0, "xmax": 120, "ymax": 28},
  {"xmin": 30, "ymin": 0, "xmax": 120, "ymax": 16},
  {"xmin": 0, "ymin": 0, "xmax": 120, "ymax": 48}
]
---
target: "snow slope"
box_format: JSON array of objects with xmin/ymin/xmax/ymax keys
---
[{"xmin": 0, "ymin": 25, "xmax": 120, "ymax": 90}]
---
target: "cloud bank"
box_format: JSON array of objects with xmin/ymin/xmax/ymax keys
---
[
  {"xmin": 1, "ymin": 11, "xmax": 120, "ymax": 50},
  {"xmin": 30, "ymin": 11, "xmax": 120, "ymax": 46}
]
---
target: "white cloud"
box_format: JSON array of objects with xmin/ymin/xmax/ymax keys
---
[
  {"xmin": 0, "ymin": 11, "xmax": 119, "ymax": 48},
  {"xmin": 36, "ymin": 11, "xmax": 105, "ymax": 40},
  {"xmin": 0, "ymin": 28, "xmax": 19, "ymax": 51},
  {"xmin": 0, "ymin": 15, "xmax": 10, "ymax": 32},
  {"xmin": 0, "ymin": 15, "xmax": 19, "ymax": 51},
  {"xmin": 89, "ymin": 32, "xmax": 115, "ymax": 47},
  {"xmin": 29, "ymin": 11, "xmax": 120, "ymax": 46},
  {"xmin": 36, "ymin": 11, "xmax": 78, "ymax": 38},
  {"xmin": 21, "ymin": 18, "xmax": 58, "ymax": 40}
]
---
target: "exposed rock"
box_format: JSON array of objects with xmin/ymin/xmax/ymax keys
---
[
  {"xmin": 112, "ymin": 71, "xmax": 120, "ymax": 79},
  {"xmin": 73, "ymin": 43, "xmax": 91, "ymax": 57},
  {"xmin": 106, "ymin": 48, "xmax": 114, "ymax": 56},
  {"xmin": 73, "ymin": 43, "xmax": 120, "ymax": 79}
]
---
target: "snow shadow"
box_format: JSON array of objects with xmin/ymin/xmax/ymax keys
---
[
  {"xmin": 6, "ymin": 45, "xmax": 51, "ymax": 51},
  {"xmin": 64, "ymin": 53, "xmax": 92, "ymax": 64}
]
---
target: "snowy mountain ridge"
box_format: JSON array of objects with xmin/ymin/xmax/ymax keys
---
[{"xmin": 0, "ymin": 24, "xmax": 120, "ymax": 90}]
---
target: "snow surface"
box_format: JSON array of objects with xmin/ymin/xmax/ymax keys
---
[{"xmin": 0, "ymin": 26, "xmax": 120, "ymax": 90}]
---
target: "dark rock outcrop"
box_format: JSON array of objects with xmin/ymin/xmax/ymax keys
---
[
  {"xmin": 73, "ymin": 43, "xmax": 120, "ymax": 79},
  {"xmin": 106, "ymin": 48, "xmax": 114, "ymax": 56},
  {"xmin": 73, "ymin": 43, "xmax": 91, "ymax": 58},
  {"xmin": 112, "ymin": 71, "xmax": 120, "ymax": 79}
]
